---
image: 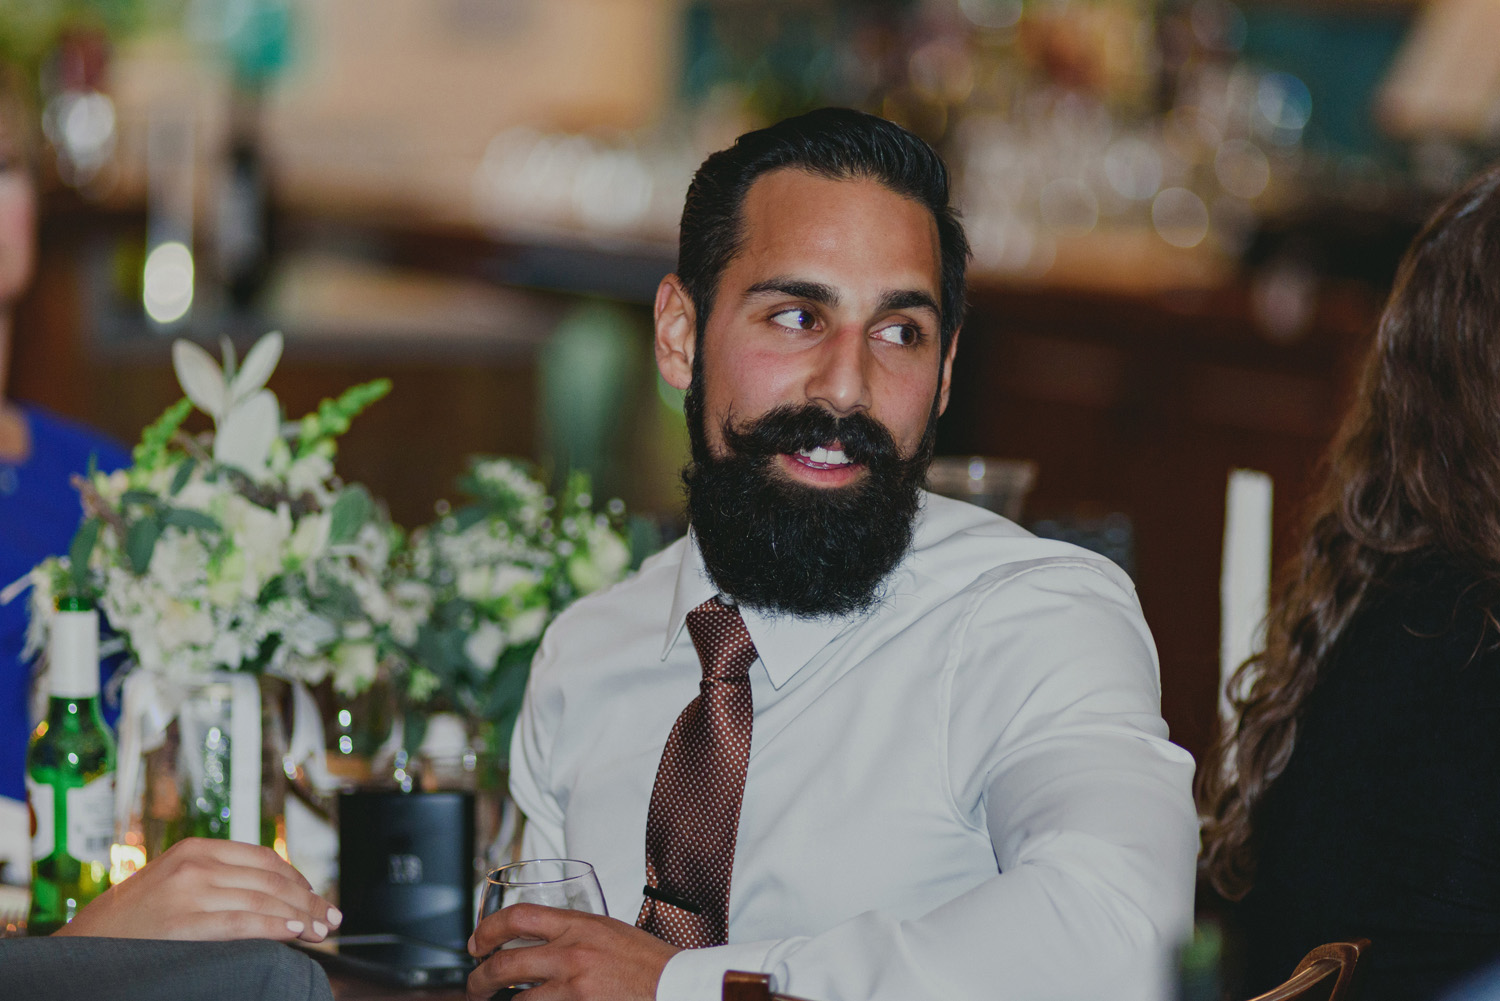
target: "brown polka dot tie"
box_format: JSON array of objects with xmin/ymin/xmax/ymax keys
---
[{"xmin": 635, "ymin": 596, "xmax": 756, "ymax": 948}]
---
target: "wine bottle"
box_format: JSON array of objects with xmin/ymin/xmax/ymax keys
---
[{"xmin": 26, "ymin": 596, "xmax": 116, "ymax": 935}]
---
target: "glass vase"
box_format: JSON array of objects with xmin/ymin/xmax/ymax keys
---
[{"xmin": 141, "ymin": 673, "xmax": 288, "ymax": 859}]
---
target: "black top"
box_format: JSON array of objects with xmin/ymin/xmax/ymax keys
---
[{"xmin": 1240, "ymin": 553, "xmax": 1500, "ymax": 1001}]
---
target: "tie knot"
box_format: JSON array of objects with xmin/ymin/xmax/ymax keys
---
[{"xmin": 685, "ymin": 597, "xmax": 758, "ymax": 681}]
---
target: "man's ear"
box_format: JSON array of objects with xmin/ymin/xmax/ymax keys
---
[
  {"xmin": 654, "ymin": 275, "xmax": 696, "ymax": 391},
  {"xmin": 936, "ymin": 326, "xmax": 961, "ymax": 416}
]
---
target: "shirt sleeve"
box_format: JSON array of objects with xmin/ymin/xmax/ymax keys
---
[
  {"xmin": 508, "ymin": 623, "xmax": 568, "ymax": 861},
  {"xmin": 658, "ymin": 560, "xmax": 1199, "ymax": 1001}
]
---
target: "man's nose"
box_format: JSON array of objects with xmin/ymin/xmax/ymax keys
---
[{"xmin": 804, "ymin": 325, "xmax": 870, "ymax": 416}]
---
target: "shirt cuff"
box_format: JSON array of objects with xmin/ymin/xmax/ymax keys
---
[{"xmin": 657, "ymin": 940, "xmax": 780, "ymax": 1001}]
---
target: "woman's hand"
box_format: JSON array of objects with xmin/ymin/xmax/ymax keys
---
[{"xmin": 54, "ymin": 837, "xmax": 341, "ymax": 943}]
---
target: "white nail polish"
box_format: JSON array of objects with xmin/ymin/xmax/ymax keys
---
[
  {"xmin": 286, "ymin": 920, "xmax": 305, "ymax": 934},
  {"xmin": 326, "ymin": 906, "xmax": 342, "ymax": 928},
  {"xmin": 313, "ymin": 921, "xmax": 328, "ymax": 937}
]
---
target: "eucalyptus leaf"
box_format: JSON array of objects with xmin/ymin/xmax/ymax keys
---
[
  {"xmin": 163, "ymin": 508, "xmax": 222, "ymax": 533},
  {"xmin": 120, "ymin": 490, "xmax": 161, "ymax": 510},
  {"xmin": 313, "ymin": 578, "xmax": 363, "ymax": 621},
  {"xmin": 328, "ymin": 485, "xmax": 373, "ymax": 544},
  {"xmin": 126, "ymin": 518, "xmax": 161, "ymax": 575},
  {"xmin": 68, "ymin": 518, "xmax": 101, "ymax": 591},
  {"xmin": 450, "ymin": 505, "xmax": 487, "ymax": 533},
  {"xmin": 402, "ymin": 709, "xmax": 429, "ymax": 761},
  {"xmin": 169, "ymin": 458, "xmax": 197, "ymax": 495}
]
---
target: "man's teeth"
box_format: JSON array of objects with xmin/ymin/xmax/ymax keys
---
[{"xmin": 797, "ymin": 446, "xmax": 851, "ymax": 466}]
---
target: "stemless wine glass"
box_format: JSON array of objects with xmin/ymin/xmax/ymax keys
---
[{"xmin": 477, "ymin": 859, "xmax": 608, "ymax": 997}]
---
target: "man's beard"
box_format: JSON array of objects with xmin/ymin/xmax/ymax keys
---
[{"xmin": 683, "ymin": 392, "xmax": 936, "ymax": 618}]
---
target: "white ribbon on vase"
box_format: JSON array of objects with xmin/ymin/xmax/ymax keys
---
[{"xmin": 115, "ymin": 669, "xmax": 334, "ymax": 848}]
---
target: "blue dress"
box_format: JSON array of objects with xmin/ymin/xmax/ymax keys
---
[{"xmin": 0, "ymin": 406, "xmax": 130, "ymax": 803}]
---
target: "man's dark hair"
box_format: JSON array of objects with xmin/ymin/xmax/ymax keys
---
[{"xmin": 676, "ymin": 107, "xmax": 969, "ymax": 358}]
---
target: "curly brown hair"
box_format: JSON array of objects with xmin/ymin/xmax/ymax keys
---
[{"xmin": 1198, "ymin": 161, "xmax": 1500, "ymax": 900}]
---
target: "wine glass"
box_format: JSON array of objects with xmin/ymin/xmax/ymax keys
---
[{"xmin": 477, "ymin": 859, "xmax": 608, "ymax": 997}]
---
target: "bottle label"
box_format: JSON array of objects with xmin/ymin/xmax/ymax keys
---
[
  {"xmin": 27, "ymin": 778, "xmax": 54, "ymax": 861},
  {"xmin": 66, "ymin": 775, "xmax": 114, "ymax": 865}
]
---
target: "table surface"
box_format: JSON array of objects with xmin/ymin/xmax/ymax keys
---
[{"xmin": 326, "ymin": 969, "xmax": 468, "ymax": 1001}]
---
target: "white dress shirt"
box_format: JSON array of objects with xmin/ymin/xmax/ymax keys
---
[{"xmin": 509, "ymin": 492, "xmax": 1198, "ymax": 1001}]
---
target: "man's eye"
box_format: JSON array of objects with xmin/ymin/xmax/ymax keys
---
[
  {"xmin": 770, "ymin": 308, "xmax": 816, "ymax": 330},
  {"xmin": 873, "ymin": 323, "xmax": 920, "ymax": 346}
]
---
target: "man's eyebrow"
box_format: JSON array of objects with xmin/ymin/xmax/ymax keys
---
[
  {"xmin": 878, "ymin": 289, "xmax": 941, "ymax": 317},
  {"xmin": 742, "ymin": 278, "xmax": 840, "ymax": 307}
]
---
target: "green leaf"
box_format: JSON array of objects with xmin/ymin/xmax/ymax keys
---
[
  {"xmin": 120, "ymin": 490, "xmax": 161, "ymax": 510},
  {"xmin": 312, "ymin": 578, "xmax": 363, "ymax": 620},
  {"xmin": 450, "ymin": 505, "xmax": 487, "ymax": 533},
  {"xmin": 169, "ymin": 458, "xmax": 197, "ymax": 496},
  {"xmin": 328, "ymin": 485, "xmax": 373, "ymax": 545},
  {"xmin": 126, "ymin": 518, "xmax": 161, "ymax": 575},
  {"xmin": 68, "ymin": 518, "xmax": 101, "ymax": 591},
  {"xmin": 162, "ymin": 507, "xmax": 222, "ymax": 533},
  {"xmin": 402, "ymin": 710, "xmax": 429, "ymax": 761}
]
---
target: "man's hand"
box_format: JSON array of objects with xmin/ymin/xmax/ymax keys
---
[
  {"xmin": 467, "ymin": 904, "xmax": 680, "ymax": 1001},
  {"xmin": 54, "ymin": 837, "xmax": 341, "ymax": 943}
]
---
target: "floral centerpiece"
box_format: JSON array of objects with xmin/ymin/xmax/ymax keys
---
[
  {"xmin": 12, "ymin": 332, "xmax": 400, "ymax": 857},
  {"xmin": 395, "ymin": 458, "xmax": 631, "ymax": 770}
]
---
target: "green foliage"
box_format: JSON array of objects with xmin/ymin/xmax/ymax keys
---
[
  {"xmin": 328, "ymin": 485, "xmax": 373, "ymax": 545},
  {"xmin": 295, "ymin": 379, "xmax": 391, "ymax": 459},
  {"xmin": 132, "ymin": 398, "xmax": 193, "ymax": 472},
  {"xmin": 393, "ymin": 458, "xmax": 632, "ymax": 761},
  {"xmin": 66, "ymin": 517, "xmax": 100, "ymax": 594}
]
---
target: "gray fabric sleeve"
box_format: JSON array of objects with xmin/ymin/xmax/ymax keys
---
[{"xmin": 0, "ymin": 937, "xmax": 334, "ymax": 1001}]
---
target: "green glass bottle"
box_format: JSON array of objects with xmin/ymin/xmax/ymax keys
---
[{"xmin": 26, "ymin": 597, "xmax": 116, "ymax": 935}]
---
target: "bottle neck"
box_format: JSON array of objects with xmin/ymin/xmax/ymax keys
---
[{"xmin": 46, "ymin": 693, "xmax": 106, "ymax": 730}]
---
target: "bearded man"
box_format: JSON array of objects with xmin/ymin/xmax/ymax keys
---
[{"xmin": 467, "ymin": 108, "xmax": 1198, "ymax": 1001}]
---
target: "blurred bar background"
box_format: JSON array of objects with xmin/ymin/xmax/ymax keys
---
[{"xmin": 8, "ymin": 0, "xmax": 1498, "ymax": 764}]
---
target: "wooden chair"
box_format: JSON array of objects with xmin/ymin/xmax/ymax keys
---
[
  {"xmin": 723, "ymin": 970, "xmax": 817, "ymax": 1001},
  {"xmin": 1247, "ymin": 940, "xmax": 1369, "ymax": 1001}
]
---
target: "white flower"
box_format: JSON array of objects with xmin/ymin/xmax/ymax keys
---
[
  {"xmin": 507, "ymin": 606, "xmax": 548, "ymax": 646},
  {"xmin": 284, "ymin": 613, "xmax": 338, "ymax": 656},
  {"xmin": 156, "ymin": 598, "xmax": 215, "ymax": 658},
  {"xmin": 464, "ymin": 620, "xmax": 506, "ymax": 672},
  {"xmin": 150, "ymin": 530, "xmax": 210, "ymax": 594},
  {"xmin": 456, "ymin": 566, "xmax": 492, "ymax": 603},
  {"xmin": 568, "ymin": 524, "xmax": 631, "ymax": 594},
  {"xmin": 286, "ymin": 453, "xmax": 334, "ymax": 502},
  {"xmin": 388, "ymin": 580, "xmax": 434, "ymax": 647},
  {"xmin": 288, "ymin": 512, "xmax": 331, "ymax": 567},
  {"xmin": 173, "ymin": 333, "xmax": 285, "ymax": 477},
  {"xmin": 331, "ymin": 642, "xmax": 378, "ymax": 696},
  {"xmin": 222, "ymin": 495, "xmax": 289, "ymax": 597},
  {"xmin": 95, "ymin": 469, "xmax": 130, "ymax": 504}
]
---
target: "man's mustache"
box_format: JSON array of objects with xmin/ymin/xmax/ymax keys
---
[{"xmin": 718, "ymin": 405, "xmax": 902, "ymax": 469}]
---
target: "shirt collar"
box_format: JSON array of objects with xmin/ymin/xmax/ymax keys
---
[{"xmin": 662, "ymin": 530, "xmax": 866, "ymax": 690}]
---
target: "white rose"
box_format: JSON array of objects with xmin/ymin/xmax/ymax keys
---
[
  {"xmin": 456, "ymin": 566, "xmax": 491, "ymax": 602},
  {"xmin": 507, "ymin": 606, "xmax": 548, "ymax": 646},
  {"xmin": 464, "ymin": 620, "xmax": 506, "ymax": 672},
  {"xmin": 491, "ymin": 565, "xmax": 540, "ymax": 599}
]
